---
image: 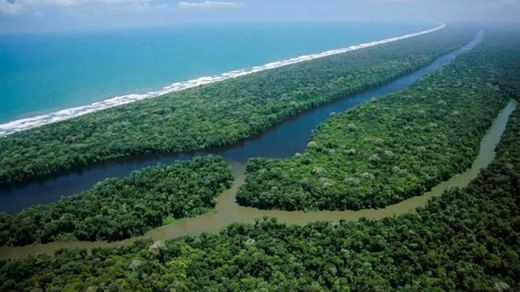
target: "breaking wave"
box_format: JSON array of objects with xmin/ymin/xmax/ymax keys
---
[{"xmin": 0, "ymin": 24, "xmax": 446, "ymax": 137}]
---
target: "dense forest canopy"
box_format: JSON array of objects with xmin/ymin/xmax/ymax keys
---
[
  {"xmin": 236, "ymin": 30, "xmax": 514, "ymax": 211},
  {"xmin": 0, "ymin": 156, "xmax": 232, "ymax": 245},
  {"xmin": 0, "ymin": 27, "xmax": 475, "ymax": 186},
  {"xmin": 1, "ymin": 52, "xmax": 519, "ymax": 290},
  {"xmin": 1, "ymin": 27, "xmax": 519, "ymax": 291}
]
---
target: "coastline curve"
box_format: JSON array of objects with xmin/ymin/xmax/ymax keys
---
[{"xmin": 0, "ymin": 24, "xmax": 446, "ymax": 137}]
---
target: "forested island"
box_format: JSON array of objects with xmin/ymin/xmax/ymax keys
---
[
  {"xmin": 236, "ymin": 29, "xmax": 511, "ymax": 211},
  {"xmin": 0, "ymin": 156, "xmax": 232, "ymax": 245},
  {"xmin": 1, "ymin": 25, "xmax": 520, "ymax": 291},
  {"xmin": 0, "ymin": 27, "xmax": 474, "ymax": 186}
]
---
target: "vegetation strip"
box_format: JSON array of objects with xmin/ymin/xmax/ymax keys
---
[
  {"xmin": 0, "ymin": 98, "xmax": 514, "ymax": 257},
  {"xmin": 0, "ymin": 24, "xmax": 446, "ymax": 137},
  {"xmin": 0, "ymin": 27, "xmax": 474, "ymax": 186},
  {"xmin": 0, "ymin": 156, "xmax": 233, "ymax": 245},
  {"xmin": 236, "ymin": 29, "xmax": 513, "ymax": 211}
]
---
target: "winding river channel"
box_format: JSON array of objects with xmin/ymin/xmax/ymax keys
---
[{"xmin": 3, "ymin": 30, "xmax": 516, "ymax": 260}]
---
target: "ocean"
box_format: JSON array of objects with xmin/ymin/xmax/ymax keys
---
[{"xmin": 0, "ymin": 22, "xmax": 432, "ymax": 124}]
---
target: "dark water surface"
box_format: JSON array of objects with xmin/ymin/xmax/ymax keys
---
[{"xmin": 0, "ymin": 31, "xmax": 483, "ymax": 213}]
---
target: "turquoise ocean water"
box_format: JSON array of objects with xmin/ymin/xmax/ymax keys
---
[{"xmin": 0, "ymin": 23, "xmax": 431, "ymax": 123}]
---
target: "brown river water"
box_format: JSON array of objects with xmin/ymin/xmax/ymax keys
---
[{"xmin": 0, "ymin": 99, "xmax": 516, "ymax": 260}]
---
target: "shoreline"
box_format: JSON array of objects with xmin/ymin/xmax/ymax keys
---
[{"xmin": 0, "ymin": 23, "xmax": 446, "ymax": 137}]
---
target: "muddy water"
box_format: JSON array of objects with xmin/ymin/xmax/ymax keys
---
[{"xmin": 0, "ymin": 100, "xmax": 515, "ymax": 260}]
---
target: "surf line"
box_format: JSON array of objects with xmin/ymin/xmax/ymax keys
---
[{"xmin": 0, "ymin": 24, "xmax": 446, "ymax": 137}]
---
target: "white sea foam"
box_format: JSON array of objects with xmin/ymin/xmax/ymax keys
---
[{"xmin": 0, "ymin": 24, "xmax": 446, "ymax": 137}]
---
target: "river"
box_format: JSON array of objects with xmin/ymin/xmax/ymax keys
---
[{"xmin": 3, "ymin": 30, "xmax": 513, "ymax": 260}]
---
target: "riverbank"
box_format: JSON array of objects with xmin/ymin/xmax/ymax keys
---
[{"xmin": 0, "ymin": 100, "xmax": 515, "ymax": 260}]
